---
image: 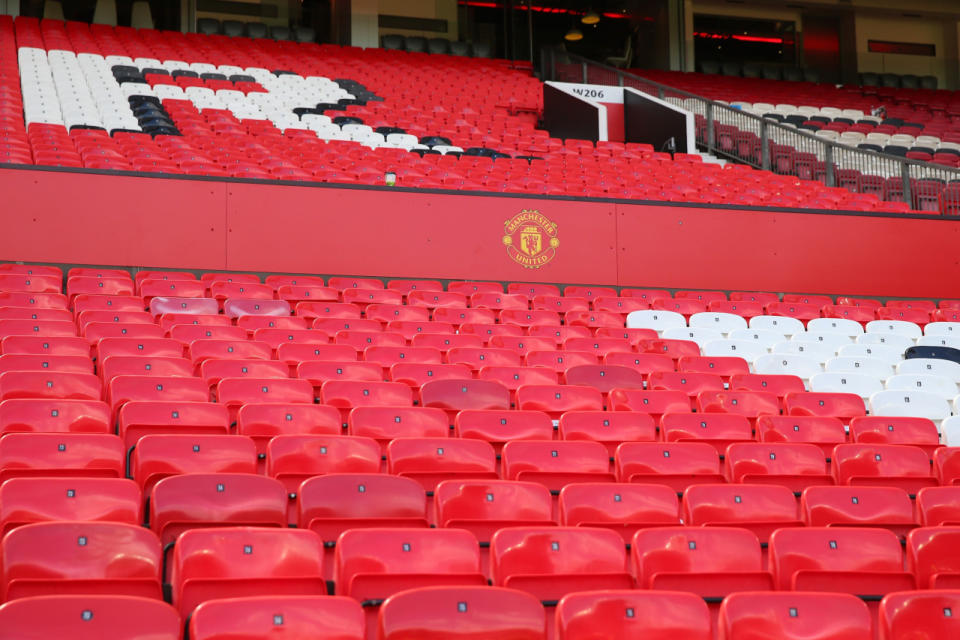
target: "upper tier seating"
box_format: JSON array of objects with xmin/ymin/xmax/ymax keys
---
[{"xmin": 0, "ymin": 16, "xmax": 917, "ymax": 213}]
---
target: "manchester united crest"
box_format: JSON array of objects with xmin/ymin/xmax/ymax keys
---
[{"xmin": 502, "ymin": 209, "xmax": 559, "ymax": 269}]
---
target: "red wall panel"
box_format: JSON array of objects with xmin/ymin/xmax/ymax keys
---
[
  {"xmin": 0, "ymin": 168, "xmax": 228, "ymax": 270},
  {"xmin": 224, "ymin": 183, "xmax": 620, "ymax": 284},
  {"xmin": 2, "ymin": 167, "xmax": 960, "ymax": 299},
  {"xmin": 617, "ymin": 203, "xmax": 960, "ymax": 298}
]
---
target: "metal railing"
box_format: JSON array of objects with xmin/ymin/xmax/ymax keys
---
[{"xmin": 543, "ymin": 49, "xmax": 960, "ymax": 214}]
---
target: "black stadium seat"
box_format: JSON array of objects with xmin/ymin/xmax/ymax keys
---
[
  {"xmin": 245, "ymin": 22, "xmax": 268, "ymax": 38},
  {"xmin": 196, "ymin": 18, "xmax": 219, "ymax": 35}
]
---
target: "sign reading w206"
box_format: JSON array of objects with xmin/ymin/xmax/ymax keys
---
[{"xmin": 571, "ymin": 87, "xmax": 606, "ymax": 99}]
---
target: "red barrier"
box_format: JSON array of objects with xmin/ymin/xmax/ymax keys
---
[{"xmin": 2, "ymin": 167, "xmax": 959, "ymax": 298}]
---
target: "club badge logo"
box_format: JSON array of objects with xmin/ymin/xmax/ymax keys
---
[{"xmin": 502, "ymin": 209, "xmax": 559, "ymax": 269}]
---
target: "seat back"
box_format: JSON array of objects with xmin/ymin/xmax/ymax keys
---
[
  {"xmin": 171, "ymin": 527, "xmax": 326, "ymax": 617},
  {"xmin": 615, "ymin": 441, "xmax": 724, "ymax": 492},
  {"xmin": 491, "ymin": 527, "xmax": 632, "ymax": 602},
  {"xmin": 335, "ymin": 528, "xmax": 485, "ymax": 601},
  {"xmin": 0, "ymin": 595, "xmax": 181, "ymax": 640},
  {"xmin": 434, "ymin": 479, "xmax": 554, "ymax": 541},
  {"xmin": 879, "ymin": 590, "xmax": 960, "ymax": 639},
  {"xmin": 719, "ymin": 592, "xmax": 871, "ymax": 640},
  {"xmin": 0, "ymin": 433, "xmax": 124, "ymax": 482},
  {"xmin": 683, "ymin": 484, "xmax": 802, "ymax": 543},
  {"xmin": 149, "ymin": 473, "xmax": 287, "ymax": 546},
  {"xmin": 501, "ymin": 440, "xmax": 614, "ymax": 491},
  {"xmin": 1, "ymin": 521, "xmax": 162, "ymax": 600},
  {"xmin": 387, "ymin": 438, "xmax": 497, "ymax": 491},
  {"xmin": 556, "ymin": 590, "xmax": 711, "ymax": 640},
  {"xmin": 0, "ymin": 476, "xmax": 141, "ymax": 534},
  {"xmin": 131, "ymin": 434, "xmax": 257, "ymax": 494},
  {"xmin": 769, "ymin": 526, "xmax": 913, "ymax": 594},
  {"xmin": 298, "ymin": 473, "xmax": 428, "ymax": 542},
  {"xmin": 559, "ymin": 482, "xmax": 680, "ymax": 541},
  {"xmin": 379, "ymin": 586, "xmax": 546, "ymax": 640},
  {"xmin": 189, "ymin": 595, "xmax": 364, "ymax": 640},
  {"xmin": 632, "ymin": 526, "xmax": 772, "ymax": 596}
]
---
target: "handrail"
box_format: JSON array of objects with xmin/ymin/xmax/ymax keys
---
[{"xmin": 543, "ymin": 50, "xmax": 960, "ymax": 211}]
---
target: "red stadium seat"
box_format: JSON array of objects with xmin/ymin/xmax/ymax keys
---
[
  {"xmin": 266, "ymin": 435, "xmax": 381, "ymax": 520},
  {"xmin": 561, "ymin": 365, "xmax": 646, "ymax": 394},
  {"xmin": 801, "ymin": 485, "xmax": 918, "ymax": 540},
  {"xmin": 117, "ymin": 401, "xmax": 229, "ymax": 451},
  {"xmin": 334, "ymin": 528, "xmax": 485, "ymax": 601},
  {"xmin": 516, "ymin": 384, "xmax": 604, "ymax": 419},
  {"xmin": 0, "ymin": 398, "xmax": 110, "ymax": 434},
  {"xmin": 916, "ymin": 486, "xmax": 960, "ymax": 526},
  {"xmin": 756, "ymin": 415, "xmax": 848, "ymax": 458},
  {"xmin": 491, "ymin": 527, "xmax": 633, "ymax": 602},
  {"xmin": 149, "ymin": 473, "xmax": 287, "ymax": 546},
  {"xmin": 236, "ymin": 402, "xmax": 341, "ymax": 457},
  {"xmin": 632, "ymin": 526, "xmax": 772, "ymax": 595},
  {"xmin": 0, "ymin": 433, "xmax": 124, "ymax": 482},
  {"xmin": 831, "ymin": 444, "xmax": 937, "ymax": 494},
  {"xmin": 661, "ymin": 412, "xmax": 753, "ymax": 455},
  {"xmin": 387, "ymin": 438, "xmax": 497, "ymax": 491},
  {"xmin": 725, "ymin": 442, "xmax": 832, "ymax": 493},
  {"xmin": 321, "ymin": 380, "xmax": 413, "ymax": 423},
  {"xmin": 696, "ymin": 390, "xmax": 781, "ymax": 421},
  {"xmin": 719, "ymin": 592, "xmax": 871, "ymax": 640},
  {"xmin": 730, "ymin": 373, "xmax": 806, "ymax": 401},
  {"xmin": 556, "ymin": 590, "xmax": 711, "ymax": 640},
  {"xmin": 769, "ymin": 527, "xmax": 914, "ymax": 596},
  {"xmin": 130, "ymin": 434, "xmax": 257, "ymax": 495},
  {"xmin": 434, "ymin": 479, "xmax": 554, "ymax": 542},
  {"xmin": 784, "ymin": 392, "xmax": 866, "ymax": 424},
  {"xmin": 422, "ymin": 379, "xmax": 510, "ymax": 421},
  {"xmin": 616, "ymin": 441, "xmax": 724, "ymax": 491},
  {"xmin": 849, "ymin": 416, "xmax": 942, "ymax": 457},
  {"xmin": 558, "ymin": 482, "xmax": 681, "ymax": 541},
  {"xmin": 0, "ymin": 370, "xmax": 100, "ymax": 401},
  {"xmin": 502, "ymin": 440, "xmax": 615, "ymax": 491},
  {"xmin": 170, "ymin": 527, "xmax": 327, "ymax": 618},
  {"xmin": 379, "ymin": 586, "xmax": 546, "ymax": 640},
  {"xmin": 100, "ymin": 355, "xmax": 193, "ymax": 383},
  {"xmin": 608, "ymin": 389, "xmax": 690, "ymax": 421},
  {"xmin": 0, "ymin": 476, "xmax": 141, "ymax": 534},
  {"xmin": 0, "ymin": 595, "xmax": 180, "ymax": 640},
  {"xmin": 348, "ymin": 407, "xmax": 449, "ymax": 452},
  {"xmin": 878, "ymin": 590, "xmax": 960, "ymax": 640},
  {"xmin": 1, "ymin": 335, "xmax": 89, "ymax": 357},
  {"xmin": 558, "ymin": 410, "xmax": 657, "ymax": 454},
  {"xmin": 683, "ymin": 483, "xmax": 802, "ymax": 543},
  {"xmin": 454, "ymin": 409, "xmax": 553, "ymax": 452},
  {"xmin": 190, "ymin": 596, "xmax": 364, "ymax": 640},
  {"xmin": 906, "ymin": 527, "xmax": 960, "ymax": 589},
  {"xmin": 107, "ymin": 375, "xmax": 209, "ymax": 420},
  {"xmin": 1, "ymin": 521, "xmax": 162, "ymax": 600},
  {"xmin": 298, "ymin": 474, "xmax": 428, "ymax": 544}
]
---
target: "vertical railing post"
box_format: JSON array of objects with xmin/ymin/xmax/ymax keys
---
[
  {"xmin": 824, "ymin": 144, "xmax": 836, "ymax": 187},
  {"xmin": 901, "ymin": 160, "xmax": 913, "ymax": 208},
  {"xmin": 618, "ymin": 71, "xmax": 624, "ymax": 87},
  {"xmin": 581, "ymin": 61, "xmax": 588, "ymax": 84},
  {"xmin": 760, "ymin": 120, "xmax": 771, "ymax": 171},
  {"xmin": 705, "ymin": 102, "xmax": 714, "ymax": 152}
]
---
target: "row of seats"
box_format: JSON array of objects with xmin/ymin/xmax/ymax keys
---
[
  {"xmin": 3, "ymin": 522, "xmax": 960, "ymax": 633},
  {"xmin": 1, "ymin": 587, "xmax": 954, "ymax": 639},
  {"xmin": 5, "ymin": 428, "xmax": 960, "ymax": 496},
  {"xmin": 5, "ymin": 469, "xmax": 960, "ymax": 541},
  {"xmin": 380, "ymin": 34, "xmax": 492, "ymax": 59},
  {"xmin": 196, "ymin": 17, "xmax": 315, "ymax": 44}
]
